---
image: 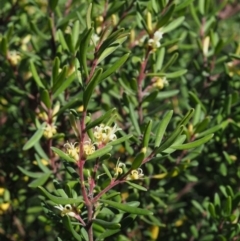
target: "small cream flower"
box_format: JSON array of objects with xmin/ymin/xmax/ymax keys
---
[
  {"xmin": 127, "ymin": 168, "xmax": 144, "ymax": 180},
  {"xmin": 83, "ymin": 140, "xmax": 95, "ymax": 157},
  {"xmin": 43, "ymin": 123, "xmax": 57, "ymax": 139},
  {"xmin": 8, "ymin": 51, "xmax": 21, "ymax": 66},
  {"xmin": 65, "ymin": 140, "xmax": 95, "ymax": 160},
  {"xmin": 114, "ymin": 162, "xmax": 126, "ymax": 176},
  {"xmin": 64, "ymin": 142, "xmax": 79, "ymax": 161},
  {"xmin": 148, "ymin": 29, "xmax": 163, "ymax": 50},
  {"xmin": 153, "ymin": 77, "xmax": 169, "ymax": 90},
  {"xmin": 54, "ymin": 204, "xmax": 76, "ymax": 217},
  {"xmin": 94, "ymin": 123, "xmax": 121, "ymax": 144}
]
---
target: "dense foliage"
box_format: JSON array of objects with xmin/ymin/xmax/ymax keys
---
[{"xmin": 0, "ymin": 0, "xmax": 240, "ymax": 241}]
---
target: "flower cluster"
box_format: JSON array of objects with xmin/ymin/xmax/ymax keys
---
[
  {"xmin": 83, "ymin": 140, "xmax": 95, "ymax": 157},
  {"xmin": 94, "ymin": 123, "xmax": 121, "ymax": 145},
  {"xmin": 64, "ymin": 142, "xmax": 79, "ymax": 161},
  {"xmin": 64, "ymin": 140, "xmax": 95, "ymax": 160},
  {"xmin": 43, "ymin": 123, "xmax": 57, "ymax": 139}
]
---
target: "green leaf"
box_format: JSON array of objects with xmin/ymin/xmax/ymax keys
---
[
  {"xmin": 175, "ymin": 0, "xmax": 194, "ymax": 11},
  {"xmin": 72, "ymin": 20, "xmax": 80, "ymax": 48},
  {"xmin": 86, "ymin": 3, "xmax": 92, "ymax": 29},
  {"xmin": 57, "ymin": 29, "xmax": 69, "ymax": 51},
  {"xmin": 190, "ymin": 2, "xmax": 201, "ymax": 27},
  {"xmin": 154, "ymin": 110, "xmax": 173, "ymax": 147},
  {"xmin": 208, "ymin": 203, "xmax": 217, "ymax": 218},
  {"xmin": 62, "ymin": 216, "xmax": 82, "ymax": 241},
  {"xmin": 161, "ymin": 52, "xmax": 179, "ymax": 72},
  {"xmin": 224, "ymin": 196, "xmax": 232, "ymax": 216},
  {"xmin": 49, "ymin": 0, "xmax": 59, "ymax": 11},
  {"xmin": 155, "ymin": 125, "xmax": 184, "ymax": 153},
  {"xmin": 40, "ymin": 89, "xmax": 51, "ymax": 109},
  {"xmin": 81, "ymin": 228, "xmax": 88, "ymax": 241},
  {"xmin": 102, "ymin": 163, "xmax": 112, "ymax": 180},
  {"xmin": 131, "ymin": 151, "xmax": 145, "ymax": 170},
  {"xmin": 23, "ymin": 122, "xmax": 46, "ymax": 150},
  {"xmin": 99, "ymin": 53, "xmax": 130, "ymax": 81},
  {"xmin": 0, "ymin": 36, "xmax": 7, "ymax": 56},
  {"xmin": 51, "ymin": 147, "xmax": 76, "ymax": 162},
  {"xmin": 34, "ymin": 142, "xmax": 48, "ymax": 160},
  {"xmin": 69, "ymin": 111, "xmax": 80, "ymax": 138},
  {"xmin": 229, "ymin": 53, "xmax": 240, "ymax": 60},
  {"xmin": 52, "ymin": 65, "xmax": 68, "ymax": 95},
  {"xmin": 52, "ymin": 57, "xmax": 60, "ymax": 84},
  {"xmin": 171, "ymin": 134, "xmax": 213, "ymax": 150},
  {"xmin": 97, "ymin": 40, "xmax": 126, "ymax": 64},
  {"xmin": 128, "ymin": 100, "xmax": 141, "ymax": 135},
  {"xmin": 86, "ymin": 145, "xmax": 112, "ymax": 161},
  {"xmin": 86, "ymin": 108, "xmax": 116, "ymax": 130},
  {"xmin": 38, "ymin": 186, "xmax": 83, "ymax": 204},
  {"xmin": 28, "ymin": 173, "xmax": 51, "ymax": 188},
  {"xmin": 79, "ymin": 28, "xmax": 93, "ymax": 77},
  {"xmin": 177, "ymin": 108, "xmax": 194, "ymax": 127},
  {"xmin": 126, "ymin": 181, "xmax": 147, "ymax": 191},
  {"xmin": 35, "ymin": 154, "xmax": 51, "ymax": 173},
  {"xmin": 165, "ymin": 69, "xmax": 187, "ymax": 78},
  {"xmin": 93, "ymin": 219, "xmax": 120, "ymax": 229},
  {"xmin": 65, "ymin": 34, "xmax": 74, "ymax": 54},
  {"xmin": 100, "ymin": 199, "xmax": 153, "ymax": 215},
  {"xmin": 53, "ymin": 72, "xmax": 76, "ymax": 98},
  {"xmin": 143, "ymin": 120, "xmax": 152, "ymax": 148},
  {"xmin": 142, "ymin": 90, "xmax": 158, "ymax": 103},
  {"xmin": 196, "ymin": 124, "xmax": 222, "ymax": 138},
  {"xmin": 106, "ymin": 134, "xmax": 133, "ymax": 146},
  {"xmin": 96, "ymin": 229, "xmax": 120, "ymax": 240},
  {"xmin": 163, "ymin": 16, "xmax": 185, "ymax": 33},
  {"xmin": 17, "ymin": 166, "xmax": 44, "ymax": 178},
  {"xmin": 157, "ymin": 90, "xmax": 179, "ymax": 99},
  {"xmin": 156, "ymin": 4, "xmax": 175, "ymax": 29},
  {"xmin": 191, "ymin": 200, "xmax": 205, "ymax": 213},
  {"xmin": 83, "ymin": 68, "xmax": 103, "ymax": 109},
  {"xmin": 162, "ymin": 135, "xmax": 186, "ymax": 154},
  {"xmin": 30, "ymin": 61, "xmax": 45, "ymax": 89}
]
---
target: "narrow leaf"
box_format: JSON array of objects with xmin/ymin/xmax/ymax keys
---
[
  {"xmin": 51, "ymin": 147, "xmax": 76, "ymax": 162},
  {"xmin": 126, "ymin": 181, "xmax": 147, "ymax": 191},
  {"xmin": 79, "ymin": 28, "xmax": 93, "ymax": 77},
  {"xmin": 100, "ymin": 199, "xmax": 153, "ymax": 215},
  {"xmin": 17, "ymin": 166, "xmax": 44, "ymax": 178},
  {"xmin": 93, "ymin": 219, "xmax": 120, "ymax": 229},
  {"xmin": 155, "ymin": 125, "xmax": 184, "ymax": 153},
  {"xmin": 38, "ymin": 186, "xmax": 83, "ymax": 204},
  {"xmin": 62, "ymin": 216, "xmax": 82, "ymax": 241},
  {"xmin": 102, "ymin": 163, "xmax": 112, "ymax": 180},
  {"xmin": 86, "ymin": 145, "xmax": 112, "ymax": 161},
  {"xmin": 30, "ymin": 61, "xmax": 45, "ymax": 88},
  {"xmin": 83, "ymin": 68, "xmax": 103, "ymax": 109},
  {"xmin": 143, "ymin": 120, "xmax": 152, "ymax": 148},
  {"xmin": 23, "ymin": 123, "xmax": 46, "ymax": 150},
  {"xmin": 156, "ymin": 4, "xmax": 175, "ymax": 29},
  {"xmin": 131, "ymin": 151, "xmax": 145, "ymax": 169},
  {"xmin": 86, "ymin": 108, "xmax": 116, "ymax": 130},
  {"xmin": 28, "ymin": 173, "xmax": 51, "ymax": 188},
  {"xmin": 99, "ymin": 53, "xmax": 130, "ymax": 81},
  {"xmin": 171, "ymin": 134, "xmax": 213, "ymax": 150},
  {"xmin": 154, "ymin": 110, "xmax": 173, "ymax": 147}
]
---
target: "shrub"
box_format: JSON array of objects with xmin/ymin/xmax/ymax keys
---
[{"xmin": 0, "ymin": 0, "xmax": 240, "ymax": 241}]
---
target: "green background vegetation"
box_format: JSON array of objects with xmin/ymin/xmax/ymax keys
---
[{"xmin": 0, "ymin": 0, "xmax": 240, "ymax": 240}]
